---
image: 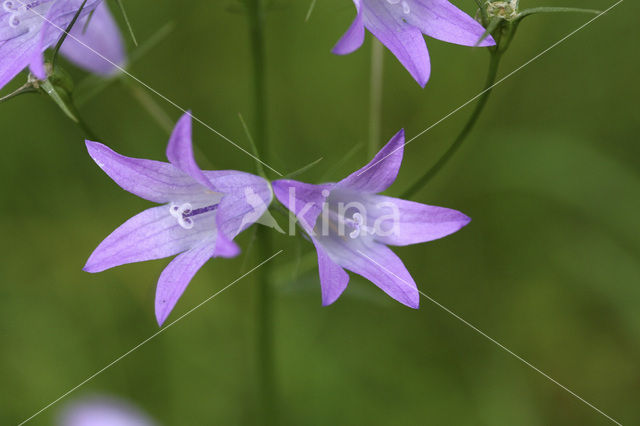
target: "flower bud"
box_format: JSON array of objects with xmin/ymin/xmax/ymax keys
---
[{"xmin": 486, "ymin": 0, "xmax": 519, "ymax": 21}]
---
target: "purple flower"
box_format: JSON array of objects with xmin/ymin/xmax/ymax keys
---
[
  {"xmin": 272, "ymin": 129, "xmax": 470, "ymax": 308},
  {"xmin": 84, "ymin": 113, "xmax": 273, "ymax": 325},
  {"xmin": 0, "ymin": 0, "xmax": 126, "ymax": 90},
  {"xmin": 333, "ymin": 0, "xmax": 496, "ymax": 87},
  {"xmin": 58, "ymin": 395, "xmax": 156, "ymax": 426}
]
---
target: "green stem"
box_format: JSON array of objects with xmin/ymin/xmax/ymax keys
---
[
  {"xmin": 402, "ymin": 51, "xmax": 502, "ymax": 198},
  {"xmin": 247, "ymin": 1, "xmax": 277, "ymax": 424},
  {"xmin": 368, "ymin": 40, "xmax": 384, "ymax": 158}
]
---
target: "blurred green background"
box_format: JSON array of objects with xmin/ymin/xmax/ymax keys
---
[{"xmin": 1, "ymin": 0, "xmax": 638, "ymax": 424}]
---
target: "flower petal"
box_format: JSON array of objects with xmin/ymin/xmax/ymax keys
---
[
  {"xmin": 0, "ymin": 31, "xmax": 40, "ymax": 89},
  {"xmin": 272, "ymin": 179, "xmax": 332, "ymax": 235},
  {"xmin": 155, "ymin": 240, "xmax": 216, "ymax": 326},
  {"xmin": 359, "ymin": 194, "xmax": 471, "ymax": 246},
  {"xmin": 165, "ymin": 112, "xmax": 217, "ymax": 191},
  {"xmin": 337, "ymin": 129, "xmax": 404, "ymax": 193},
  {"xmin": 332, "ymin": 0, "xmax": 365, "ymax": 55},
  {"xmin": 35, "ymin": 0, "xmax": 102, "ymax": 79},
  {"xmin": 59, "ymin": 395, "xmax": 156, "ymax": 426},
  {"xmin": 319, "ymin": 236, "xmax": 419, "ymax": 308},
  {"xmin": 59, "ymin": 2, "xmax": 127, "ymax": 76},
  {"xmin": 314, "ymin": 241, "xmax": 350, "ymax": 306},
  {"xmin": 86, "ymin": 141, "xmax": 212, "ymax": 204},
  {"xmin": 213, "ymin": 234, "xmax": 241, "ymax": 258},
  {"xmin": 409, "ymin": 0, "xmax": 495, "ymax": 47},
  {"xmin": 83, "ymin": 205, "xmax": 216, "ymax": 273},
  {"xmin": 362, "ymin": 5, "xmax": 430, "ymax": 86},
  {"xmin": 205, "ymin": 170, "xmax": 273, "ymax": 239}
]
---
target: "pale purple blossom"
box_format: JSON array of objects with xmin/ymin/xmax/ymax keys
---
[
  {"xmin": 58, "ymin": 395, "xmax": 156, "ymax": 426},
  {"xmin": 333, "ymin": 0, "xmax": 496, "ymax": 86},
  {"xmin": 0, "ymin": 0, "xmax": 125, "ymax": 90},
  {"xmin": 83, "ymin": 113, "xmax": 273, "ymax": 325},
  {"xmin": 272, "ymin": 129, "xmax": 470, "ymax": 307}
]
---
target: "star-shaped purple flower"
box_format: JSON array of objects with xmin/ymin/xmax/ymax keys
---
[
  {"xmin": 0, "ymin": 0, "xmax": 125, "ymax": 90},
  {"xmin": 272, "ymin": 129, "xmax": 470, "ymax": 308},
  {"xmin": 84, "ymin": 113, "xmax": 273, "ymax": 325},
  {"xmin": 333, "ymin": 0, "xmax": 496, "ymax": 87}
]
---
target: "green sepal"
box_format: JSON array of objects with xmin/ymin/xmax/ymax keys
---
[{"xmin": 39, "ymin": 73, "xmax": 81, "ymax": 124}]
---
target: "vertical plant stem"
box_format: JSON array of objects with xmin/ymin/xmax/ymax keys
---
[
  {"xmin": 402, "ymin": 51, "xmax": 503, "ymax": 199},
  {"xmin": 368, "ymin": 40, "xmax": 384, "ymax": 158},
  {"xmin": 247, "ymin": 0, "xmax": 277, "ymax": 424}
]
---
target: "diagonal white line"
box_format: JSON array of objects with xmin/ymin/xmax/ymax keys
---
[
  {"xmin": 17, "ymin": 250, "xmax": 284, "ymax": 426},
  {"xmin": 357, "ymin": 0, "xmax": 623, "ymax": 176},
  {"xmin": 355, "ymin": 249, "xmax": 622, "ymax": 425},
  {"xmin": 15, "ymin": 0, "xmax": 282, "ymax": 176}
]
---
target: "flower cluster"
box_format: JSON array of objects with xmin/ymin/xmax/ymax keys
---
[{"xmin": 0, "ymin": 1, "xmax": 489, "ymax": 323}]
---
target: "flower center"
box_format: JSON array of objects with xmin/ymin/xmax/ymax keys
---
[
  {"xmin": 322, "ymin": 209, "xmax": 375, "ymax": 240},
  {"xmin": 386, "ymin": 0, "xmax": 411, "ymax": 15},
  {"xmin": 1, "ymin": 0, "xmax": 52, "ymax": 41},
  {"xmin": 169, "ymin": 202, "xmax": 218, "ymax": 230}
]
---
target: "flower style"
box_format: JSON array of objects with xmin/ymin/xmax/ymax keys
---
[
  {"xmin": 272, "ymin": 129, "xmax": 470, "ymax": 308},
  {"xmin": 333, "ymin": 0, "xmax": 496, "ymax": 87},
  {"xmin": 0, "ymin": 0, "xmax": 126, "ymax": 90},
  {"xmin": 83, "ymin": 113, "xmax": 273, "ymax": 325}
]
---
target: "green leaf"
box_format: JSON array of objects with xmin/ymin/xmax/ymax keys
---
[
  {"xmin": 238, "ymin": 113, "xmax": 267, "ymax": 178},
  {"xmin": 39, "ymin": 78, "xmax": 80, "ymax": 124},
  {"xmin": 114, "ymin": 0, "xmax": 139, "ymax": 46},
  {"xmin": 283, "ymin": 157, "xmax": 324, "ymax": 179},
  {"xmin": 305, "ymin": 0, "xmax": 317, "ymax": 22}
]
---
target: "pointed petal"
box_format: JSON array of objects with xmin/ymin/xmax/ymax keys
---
[
  {"xmin": 205, "ymin": 170, "xmax": 273, "ymax": 239},
  {"xmin": 166, "ymin": 112, "xmax": 217, "ymax": 191},
  {"xmin": 332, "ymin": 1, "xmax": 365, "ymax": 55},
  {"xmin": 155, "ymin": 240, "xmax": 217, "ymax": 326},
  {"xmin": 314, "ymin": 241, "xmax": 350, "ymax": 305},
  {"xmin": 272, "ymin": 179, "xmax": 332, "ymax": 235},
  {"xmin": 60, "ymin": 2, "xmax": 127, "ymax": 76},
  {"xmin": 35, "ymin": 0, "xmax": 102, "ymax": 78},
  {"xmin": 319, "ymin": 236, "xmax": 419, "ymax": 308},
  {"xmin": 337, "ymin": 129, "xmax": 404, "ymax": 193},
  {"xmin": 86, "ymin": 141, "xmax": 211, "ymax": 204},
  {"xmin": 83, "ymin": 205, "xmax": 216, "ymax": 273},
  {"xmin": 409, "ymin": 0, "xmax": 495, "ymax": 47},
  {"xmin": 362, "ymin": 6, "xmax": 430, "ymax": 86},
  {"xmin": 0, "ymin": 32, "xmax": 40, "ymax": 89},
  {"xmin": 361, "ymin": 194, "xmax": 471, "ymax": 246},
  {"xmin": 213, "ymin": 234, "xmax": 241, "ymax": 258}
]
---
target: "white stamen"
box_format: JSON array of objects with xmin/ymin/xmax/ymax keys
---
[
  {"xmin": 169, "ymin": 203, "xmax": 194, "ymax": 230},
  {"xmin": 3, "ymin": 1, "xmax": 17, "ymax": 12}
]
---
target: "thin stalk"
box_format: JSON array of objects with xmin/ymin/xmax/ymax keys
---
[
  {"xmin": 247, "ymin": 0, "xmax": 277, "ymax": 425},
  {"xmin": 368, "ymin": 40, "xmax": 384, "ymax": 158},
  {"xmin": 52, "ymin": 0, "xmax": 88, "ymax": 69},
  {"xmin": 402, "ymin": 51, "xmax": 502, "ymax": 198}
]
